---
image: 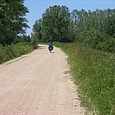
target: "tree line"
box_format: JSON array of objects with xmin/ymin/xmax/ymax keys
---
[
  {"xmin": 32, "ymin": 5, "xmax": 115, "ymax": 52},
  {"xmin": 0, "ymin": 0, "xmax": 30, "ymax": 45}
]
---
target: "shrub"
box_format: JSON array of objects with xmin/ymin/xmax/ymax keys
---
[{"xmin": 0, "ymin": 42, "xmax": 34, "ymax": 64}]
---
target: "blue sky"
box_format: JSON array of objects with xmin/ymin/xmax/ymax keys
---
[{"xmin": 24, "ymin": 0, "xmax": 115, "ymax": 35}]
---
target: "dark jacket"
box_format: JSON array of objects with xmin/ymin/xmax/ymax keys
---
[{"xmin": 49, "ymin": 41, "xmax": 52, "ymax": 47}]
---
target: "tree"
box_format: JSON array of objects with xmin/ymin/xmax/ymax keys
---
[
  {"xmin": 0, "ymin": 0, "xmax": 29, "ymax": 45},
  {"xmin": 32, "ymin": 19, "xmax": 42, "ymax": 41},
  {"xmin": 104, "ymin": 15, "xmax": 115, "ymax": 37},
  {"xmin": 41, "ymin": 5, "xmax": 70, "ymax": 42}
]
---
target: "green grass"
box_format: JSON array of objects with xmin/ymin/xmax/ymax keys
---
[
  {"xmin": 0, "ymin": 42, "xmax": 34, "ymax": 64},
  {"xmin": 54, "ymin": 42, "xmax": 115, "ymax": 115}
]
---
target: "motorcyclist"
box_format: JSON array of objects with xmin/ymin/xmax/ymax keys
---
[
  {"xmin": 48, "ymin": 40, "xmax": 53, "ymax": 52},
  {"xmin": 49, "ymin": 40, "xmax": 53, "ymax": 47}
]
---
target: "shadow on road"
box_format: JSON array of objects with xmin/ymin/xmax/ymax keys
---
[{"xmin": 38, "ymin": 45, "xmax": 47, "ymax": 49}]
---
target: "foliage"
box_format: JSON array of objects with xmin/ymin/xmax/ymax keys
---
[
  {"xmin": 14, "ymin": 35, "xmax": 31, "ymax": 43},
  {"xmin": 33, "ymin": 7, "xmax": 115, "ymax": 52},
  {"xmin": 32, "ymin": 5, "xmax": 71, "ymax": 42},
  {"xmin": 54, "ymin": 42, "xmax": 115, "ymax": 115},
  {"xmin": 0, "ymin": 0, "xmax": 29, "ymax": 45},
  {"xmin": 32, "ymin": 19, "xmax": 42, "ymax": 41},
  {"xmin": 104, "ymin": 15, "xmax": 115, "ymax": 37},
  {"xmin": 70, "ymin": 9, "xmax": 115, "ymax": 52},
  {"xmin": 0, "ymin": 42, "xmax": 34, "ymax": 64}
]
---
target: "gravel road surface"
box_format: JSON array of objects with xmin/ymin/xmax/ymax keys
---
[{"xmin": 0, "ymin": 44, "xmax": 85, "ymax": 115}]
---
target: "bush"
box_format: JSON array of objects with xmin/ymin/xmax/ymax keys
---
[
  {"xmin": 82, "ymin": 32, "xmax": 115, "ymax": 52},
  {"xmin": 0, "ymin": 42, "xmax": 34, "ymax": 64}
]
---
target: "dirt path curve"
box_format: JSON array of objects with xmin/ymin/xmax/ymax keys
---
[{"xmin": 0, "ymin": 44, "xmax": 85, "ymax": 115}]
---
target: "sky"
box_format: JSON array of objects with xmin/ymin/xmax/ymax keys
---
[{"xmin": 24, "ymin": 0, "xmax": 115, "ymax": 36}]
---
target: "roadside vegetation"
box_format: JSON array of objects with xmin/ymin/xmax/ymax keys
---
[
  {"xmin": 0, "ymin": 42, "xmax": 37, "ymax": 64},
  {"xmin": 0, "ymin": 0, "xmax": 38, "ymax": 64},
  {"xmin": 54, "ymin": 42, "xmax": 115, "ymax": 115}
]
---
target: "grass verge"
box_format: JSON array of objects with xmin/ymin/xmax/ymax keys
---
[
  {"xmin": 0, "ymin": 42, "xmax": 35, "ymax": 64},
  {"xmin": 54, "ymin": 42, "xmax": 115, "ymax": 115}
]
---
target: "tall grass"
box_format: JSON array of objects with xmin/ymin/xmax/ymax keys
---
[
  {"xmin": 0, "ymin": 42, "xmax": 34, "ymax": 64},
  {"xmin": 54, "ymin": 42, "xmax": 115, "ymax": 115}
]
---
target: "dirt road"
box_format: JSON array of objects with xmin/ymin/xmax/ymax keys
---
[{"xmin": 0, "ymin": 44, "xmax": 85, "ymax": 115}]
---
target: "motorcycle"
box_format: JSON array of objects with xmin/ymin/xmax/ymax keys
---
[{"xmin": 48, "ymin": 46, "xmax": 53, "ymax": 53}]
